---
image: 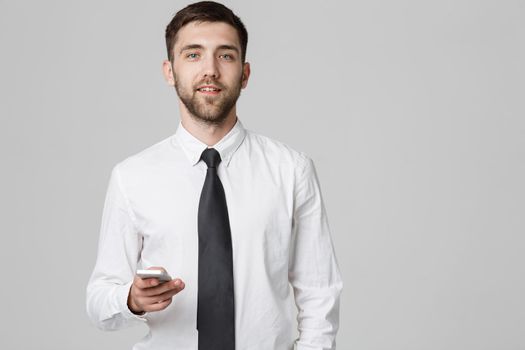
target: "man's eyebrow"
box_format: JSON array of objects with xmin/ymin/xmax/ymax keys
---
[
  {"xmin": 179, "ymin": 44, "xmax": 204, "ymax": 54},
  {"xmin": 216, "ymin": 45, "xmax": 239, "ymax": 53},
  {"xmin": 179, "ymin": 44, "xmax": 240, "ymax": 54}
]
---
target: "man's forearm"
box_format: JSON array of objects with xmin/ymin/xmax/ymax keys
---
[
  {"xmin": 86, "ymin": 279, "xmax": 147, "ymax": 331},
  {"xmin": 293, "ymin": 282, "xmax": 343, "ymax": 350}
]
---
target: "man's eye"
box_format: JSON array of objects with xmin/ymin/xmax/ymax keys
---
[
  {"xmin": 220, "ymin": 54, "xmax": 234, "ymax": 60},
  {"xmin": 187, "ymin": 53, "xmax": 199, "ymax": 59}
]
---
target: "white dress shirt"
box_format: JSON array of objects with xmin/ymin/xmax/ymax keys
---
[{"xmin": 86, "ymin": 118, "xmax": 343, "ymax": 350}]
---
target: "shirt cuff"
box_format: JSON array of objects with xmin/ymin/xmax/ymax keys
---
[{"xmin": 117, "ymin": 280, "xmax": 148, "ymax": 322}]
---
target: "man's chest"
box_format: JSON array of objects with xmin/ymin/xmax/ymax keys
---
[{"xmin": 128, "ymin": 162, "xmax": 295, "ymax": 269}]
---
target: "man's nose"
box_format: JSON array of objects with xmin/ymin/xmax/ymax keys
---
[{"xmin": 202, "ymin": 55, "xmax": 220, "ymax": 79}]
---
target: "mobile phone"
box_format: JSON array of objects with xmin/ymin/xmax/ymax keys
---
[{"xmin": 136, "ymin": 269, "xmax": 172, "ymax": 282}]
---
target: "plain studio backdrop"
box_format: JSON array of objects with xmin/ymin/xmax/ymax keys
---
[{"xmin": 1, "ymin": 0, "xmax": 524, "ymax": 349}]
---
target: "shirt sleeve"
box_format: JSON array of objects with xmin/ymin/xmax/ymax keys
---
[
  {"xmin": 86, "ymin": 164, "xmax": 147, "ymax": 331},
  {"xmin": 289, "ymin": 156, "xmax": 343, "ymax": 350}
]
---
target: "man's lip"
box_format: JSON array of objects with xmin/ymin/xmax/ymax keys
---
[{"xmin": 196, "ymin": 85, "xmax": 222, "ymax": 91}]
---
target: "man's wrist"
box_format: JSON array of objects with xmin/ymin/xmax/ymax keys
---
[{"xmin": 127, "ymin": 287, "xmax": 145, "ymax": 315}]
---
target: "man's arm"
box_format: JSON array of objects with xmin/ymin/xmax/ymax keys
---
[
  {"xmin": 289, "ymin": 156, "xmax": 343, "ymax": 350},
  {"xmin": 86, "ymin": 165, "xmax": 146, "ymax": 331}
]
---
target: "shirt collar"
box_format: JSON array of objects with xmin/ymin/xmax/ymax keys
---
[{"xmin": 173, "ymin": 117, "xmax": 246, "ymax": 167}]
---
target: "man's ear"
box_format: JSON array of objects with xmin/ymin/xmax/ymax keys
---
[
  {"xmin": 241, "ymin": 62, "xmax": 251, "ymax": 89},
  {"xmin": 162, "ymin": 60, "xmax": 175, "ymax": 86}
]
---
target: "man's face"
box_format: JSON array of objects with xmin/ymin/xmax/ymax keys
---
[{"xmin": 164, "ymin": 21, "xmax": 250, "ymax": 125}]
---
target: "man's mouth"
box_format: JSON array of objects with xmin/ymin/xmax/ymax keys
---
[{"xmin": 196, "ymin": 85, "xmax": 222, "ymax": 95}]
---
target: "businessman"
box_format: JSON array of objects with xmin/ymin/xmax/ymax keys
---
[{"xmin": 86, "ymin": 2, "xmax": 343, "ymax": 349}]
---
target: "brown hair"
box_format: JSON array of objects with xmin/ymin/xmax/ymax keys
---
[{"xmin": 165, "ymin": 1, "xmax": 248, "ymax": 63}]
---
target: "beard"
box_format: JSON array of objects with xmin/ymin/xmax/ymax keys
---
[{"xmin": 174, "ymin": 74, "xmax": 242, "ymax": 126}]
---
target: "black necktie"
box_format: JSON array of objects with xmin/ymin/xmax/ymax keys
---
[{"xmin": 197, "ymin": 148, "xmax": 235, "ymax": 350}]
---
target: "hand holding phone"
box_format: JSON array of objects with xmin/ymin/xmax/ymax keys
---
[{"xmin": 128, "ymin": 267, "xmax": 185, "ymax": 315}]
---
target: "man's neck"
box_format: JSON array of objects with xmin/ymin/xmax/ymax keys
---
[{"xmin": 180, "ymin": 111, "xmax": 238, "ymax": 147}]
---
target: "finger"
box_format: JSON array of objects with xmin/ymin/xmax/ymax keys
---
[
  {"xmin": 138, "ymin": 280, "xmax": 185, "ymax": 305},
  {"xmin": 133, "ymin": 282, "xmax": 183, "ymax": 312},
  {"xmin": 135, "ymin": 267, "xmax": 169, "ymax": 289},
  {"xmin": 147, "ymin": 282, "xmax": 185, "ymax": 303},
  {"xmin": 135, "ymin": 273, "xmax": 171, "ymax": 292},
  {"xmin": 133, "ymin": 275, "xmax": 148, "ymax": 289},
  {"xmin": 141, "ymin": 278, "xmax": 185, "ymax": 297},
  {"xmin": 134, "ymin": 275, "xmax": 160, "ymax": 290},
  {"xmin": 142, "ymin": 298, "xmax": 173, "ymax": 312}
]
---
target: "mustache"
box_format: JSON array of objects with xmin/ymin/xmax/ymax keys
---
[{"xmin": 194, "ymin": 80, "xmax": 226, "ymax": 90}]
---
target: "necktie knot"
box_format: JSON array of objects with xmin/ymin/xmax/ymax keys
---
[{"xmin": 201, "ymin": 148, "xmax": 222, "ymax": 169}]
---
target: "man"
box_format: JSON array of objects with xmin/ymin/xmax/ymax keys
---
[{"xmin": 86, "ymin": 1, "xmax": 343, "ymax": 349}]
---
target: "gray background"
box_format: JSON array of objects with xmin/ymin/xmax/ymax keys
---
[{"xmin": 1, "ymin": 0, "xmax": 524, "ymax": 349}]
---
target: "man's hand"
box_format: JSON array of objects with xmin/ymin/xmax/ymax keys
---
[{"xmin": 127, "ymin": 267, "xmax": 185, "ymax": 315}]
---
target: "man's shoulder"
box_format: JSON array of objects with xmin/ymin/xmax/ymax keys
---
[
  {"xmin": 244, "ymin": 129, "xmax": 310, "ymax": 170},
  {"xmin": 113, "ymin": 135, "xmax": 174, "ymax": 176}
]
